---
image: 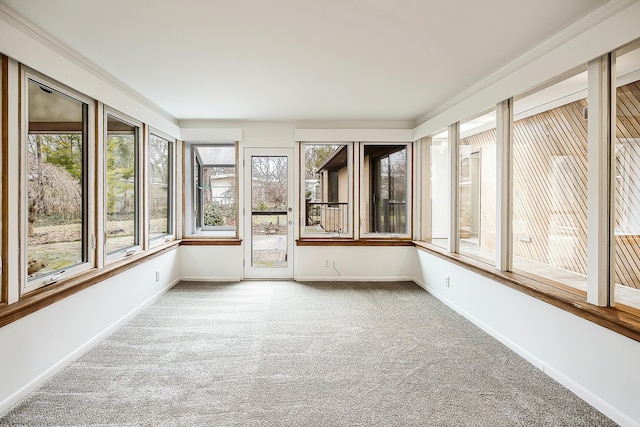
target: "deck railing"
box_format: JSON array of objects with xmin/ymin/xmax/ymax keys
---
[{"xmin": 305, "ymin": 201, "xmax": 348, "ymax": 233}]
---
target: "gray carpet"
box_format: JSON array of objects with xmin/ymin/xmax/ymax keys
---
[{"xmin": 1, "ymin": 281, "xmax": 616, "ymax": 426}]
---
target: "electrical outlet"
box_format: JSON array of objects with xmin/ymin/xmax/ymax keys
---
[
  {"xmin": 155, "ymin": 271, "xmax": 160, "ymax": 282},
  {"xmin": 445, "ymin": 276, "xmax": 450, "ymax": 287},
  {"xmin": 324, "ymin": 259, "xmax": 330, "ymax": 268}
]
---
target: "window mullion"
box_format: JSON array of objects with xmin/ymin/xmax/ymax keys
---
[
  {"xmin": 448, "ymin": 122, "xmax": 460, "ymax": 253},
  {"xmin": 586, "ymin": 54, "xmax": 613, "ymax": 307},
  {"xmin": 95, "ymin": 102, "xmax": 106, "ymax": 269},
  {"xmin": 496, "ymin": 99, "xmax": 513, "ymax": 271}
]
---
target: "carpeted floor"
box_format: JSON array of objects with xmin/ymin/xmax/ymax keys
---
[{"xmin": 0, "ymin": 281, "xmax": 617, "ymax": 426}]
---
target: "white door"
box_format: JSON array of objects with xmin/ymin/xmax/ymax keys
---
[{"xmin": 243, "ymin": 148, "xmax": 294, "ymax": 278}]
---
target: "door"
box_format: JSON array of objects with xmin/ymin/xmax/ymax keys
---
[{"xmin": 244, "ymin": 148, "xmax": 294, "ymax": 278}]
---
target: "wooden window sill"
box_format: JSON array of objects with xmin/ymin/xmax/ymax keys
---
[
  {"xmin": 297, "ymin": 238, "xmax": 414, "ymax": 246},
  {"xmin": 180, "ymin": 238, "xmax": 242, "ymax": 246},
  {"xmin": 0, "ymin": 241, "xmax": 180, "ymax": 328},
  {"xmin": 414, "ymin": 240, "xmax": 640, "ymax": 343}
]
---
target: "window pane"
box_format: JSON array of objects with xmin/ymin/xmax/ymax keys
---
[
  {"xmin": 613, "ymin": 43, "xmax": 640, "ymax": 310},
  {"xmin": 512, "ymin": 69, "xmax": 588, "ymax": 293},
  {"xmin": 27, "ymin": 80, "xmax": 86, "ymax": 279},
  {"xmin": 193, "ymin": 145, "xmax": 236, "ymax": 236},
  {"xmin": 303, "ymin": 144, "xmax": 350, "ymax": 236},
  {"xmin": 458, "ymin": 110, "xmax": 497, "ymax": 264},
  {"xmin": 148, "ymin": 133, "xmax": 171, "ymax": 240},
  {"xmin": 106, "ymin": 115, "xmax": 138, "ymax": 255},
  {"xmin": 426, "ymin": 130, "xmax": 449, "ymax": 249},
  {"xmin": 363, "ymin": 145, "xmax": 407, "ymax": 234}
]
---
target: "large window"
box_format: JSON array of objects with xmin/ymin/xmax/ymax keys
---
[
  {"xmin": 105, "ymin": 112, "xmax": 140, "ymax": 257},
  {"xmin": 148, "ymin": 132, "xmax": 173, "ymax": 243},
  {"xmin": 361, "ymin": 143, "xmax": 411, "ymax": 237},
  {"xmin": 25, "ymin": 77, "xmax": 92, "ymax": 290},
  {"xmin": 425, "ymin": 130, "xmax": 449, "ymax": 249},
  {"xmin": 458, "ymin": 110, "xmax": 497, "ymax": 264},
  {"xmin": 193, "ymin": 144, "xmax": 237, "ymax": 237},
  {"xmin": 511, "ymin": 69, "xmax": 588, "ymax": 293},
  {"xmin": 302, "ymin": 143, "xmax": 351, "ymax": 237},
  {"xmin": 613, "ymin": 42, "xmax": 640, "ymax": 311}
]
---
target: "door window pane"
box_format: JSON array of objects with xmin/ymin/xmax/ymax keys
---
[
  {"xmin": 251, "ymin": 156, "xmax": 288, "ymax": 267},
  {"xmin": 148, "ymin": 133, "xmax": 172, "ymax": 241},
  {"xmin": 105, "ymin": 114, "xmax": 138, "ymax": 255},
  {"xmin": 458, "ymin": 110, "xmax": 497, "ymax": 264},
  {"xmin": 302, "ymin": 143, "xmax": 350, "ymax": 236},
  {"xmin": 27, "ymin": 79, "xmax": 87, "ymax": 280},
  {"xmin": 613, "ymin": 43, "xmax": 640, "ymax": 310},
  {"xmin": 512, "ymin": 69, "xmax": 588, "ymax": 293}
]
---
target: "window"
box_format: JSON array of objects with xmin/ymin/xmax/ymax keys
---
[
  {"xmin": 148, "ymin": 131, "xmax": 173, "ymax": 243},
  {"xmin": 25, "ymin": 76, "xmax": 93, "ymax": 291},
  {"xmin": 458, "ymin": 110, "xmax": 497, "ymax": 264},
  {"xmin": 192, "ymin": 144, "xmax": 237, "ymax": 237},
  {"xmin": 0, "ymin": 56, "xmax": 3, "ymax": 302},
  {"xmin": 105, "ymin": 111, "xmax": 140, "ymax": 258},
  {"xmin": 302, "ymin": 143, "xmax": 351, "ymax": 237},
  {"xmin": 511, "ymin": 68, "xmax": 588, "ymax": 293},
  {"xmin": 361, "ymin": 143, "xmax": 411, "ymax": 237},
  {"xmin": 425, "ymin": 129, "xmax": 449, "ymax": 249},
  {"xmin": 613, "ymin": 41, "xmax": 640, "ymax": 311}
]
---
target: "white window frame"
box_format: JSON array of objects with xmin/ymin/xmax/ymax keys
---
[
  {"xmin": 299, "ymin": 142, "xmax": 353, "ymax": 239},
  {"xmin": 359, "ymin": 141, "xmax": 412, "ymax": 239},
  {"xmin": 21, "ymin": 70, "xmax": 96, "ymax": 294},
  {"xmin": 104, "ymin": 107, "xmax": 143, "ymax": 262},
  {"xmin": 147, "ymin": 128, "xmax": 175, "ymax": 247},
  {"xmin": 189, "ymin": 142, "xmax": 238, "ymax": 238}
]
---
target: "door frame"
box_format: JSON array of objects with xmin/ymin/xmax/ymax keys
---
[{"xmin": 243, "ymin": 147, "xmax": 295, "ymax": 279}]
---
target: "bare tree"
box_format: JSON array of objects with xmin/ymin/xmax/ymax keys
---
[
  {"xmin": 251, "ymin": 156, "xmax": 288, "ymax": 210},
  {"xmin": 27, "ymin": 153, "xmax": 82, "ymax": 235}
]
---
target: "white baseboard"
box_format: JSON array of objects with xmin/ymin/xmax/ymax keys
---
[
  {"xmin": 418, "ymin": 279, "xmax": 545, "ymax": 370},
  {"xmin": 0, "ymin": 278, "xmax": 179, "ymax": 417},
  {"xmin": 180, "ymin": 276, "xmax": 242, "ymax": 282},
  {"xmin": 413, "ymin": 276, "xmax": 637, "ymax": 427},
  {"xmin": 542, "ymin": 364, "xmax": 638, "ymax": 427},
  {"xmin": 295, "ymin": 275, "xmax": 415, "ymax": 282}
]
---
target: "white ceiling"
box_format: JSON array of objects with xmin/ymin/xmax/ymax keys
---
[{"xmin": 1, "ymin": 0, "xmax": 610, "ymax": 122}]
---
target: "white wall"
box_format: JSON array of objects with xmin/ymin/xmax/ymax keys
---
[
  {"xmin": 295, "ymin": 246, "xmax": 416, "ymax": 281},
  {"xmin": 0, "ymin": 248, "xmax": 181, "ymax": 416},
  {"xmin": 414, "ymin": 249, "xmax": 640, "ymax": 427},
  {"xmin": 178, "ymin": 245, "xmax": 243, "ymax": 282}
]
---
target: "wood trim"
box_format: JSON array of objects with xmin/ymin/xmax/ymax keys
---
[
  {"xmin": 296, "ymin": 238, "xmax": 414, "ymax": 247},
  {"xmin": 414, "ymin": 240, "xmax": 640, "ymax": 343},
  {"xmin": 180, "ymin": 238, "xmax": 242, "ymax": 246},
  {"xmin": 0, "ymin": 241, "xmax": 179, "ymax": 328},
  {"xmin": 1, "ymin": 55, "xmax": 7, "ymax": 304},
  {"xmin": 28, "ymin": 121, "xmax": 83, "ymax": 132}
]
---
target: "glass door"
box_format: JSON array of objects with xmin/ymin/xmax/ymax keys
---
[{"xmin": 243, "ymin": 148, "xmax": 294, "ymax": 278}]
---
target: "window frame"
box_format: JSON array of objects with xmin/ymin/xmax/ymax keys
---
[
  {"xmin": 193, "ymin": 143, "xmax": 238, "ymax": 237},
  {"xmin": 457, "ymin": 107, "xmax": 498, "ymax": 266},
  {"xmin": 104, "ymin": 107, "xmax": 142, "ymax": 262},
  {"xmin": 421, "ymin": 128, "xmax": 451, "ymax": 249},
  {"xmin": 21, "ymin": 69, "xmax": 96, "ymax": 294},
  {"xmin": 0, "ymin": 55, "xmax": 4, "ymax": 305},
  {"xmin": 299, "ymin": 142, "xmax": 353, "ymax": 239},
  {"xmin": 147, "ymin": 128, "xmax": 175, "ymax": 247},
  {"xmin": 359, "ymin": 141, "xmax": 412, "ymax": 239}
]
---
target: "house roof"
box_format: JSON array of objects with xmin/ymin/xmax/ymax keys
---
[{"xmin": 316, "ymin": 145, "xmax": 348, "ymax": 173}]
